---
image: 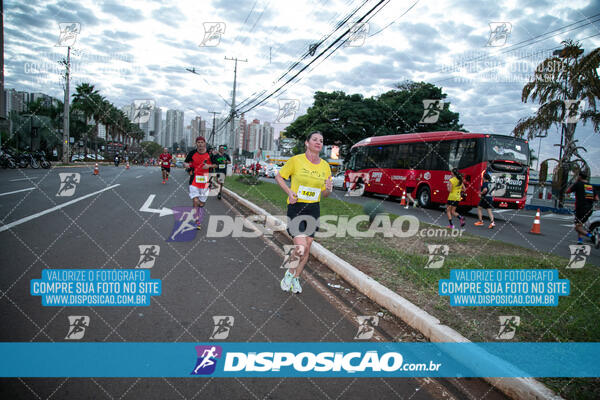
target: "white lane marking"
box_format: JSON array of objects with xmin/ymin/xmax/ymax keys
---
[
  {"xmin": 0, "ymin": 184, "xmax": 120, "ymax": 233},
  {"xmin": 0, "ymin": 187, "xmax": 36, "ymax": 197},
  {"xmin": 136, "ymin": 175, "xmax": 142, "ymax": 178},
  {"xmin": 9, "ymin": 177, "xmax": 39, "ymax": 182},
  {"xmin": 139, "ymin": 194, "xmax": 173, "ymax": 216}
]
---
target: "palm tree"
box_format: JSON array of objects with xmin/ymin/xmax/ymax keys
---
[
  {"xmin": 513, "ymin": 40, "xmax": 599, "ymax": 207},
  {"xmin": 72, "ymin": 83, "xmax": 100, "ymax": 158}
]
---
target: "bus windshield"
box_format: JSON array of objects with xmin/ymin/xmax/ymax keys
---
[{"xmin": 485, "ymin": 136, "xmax": 529, "ymax": 165}]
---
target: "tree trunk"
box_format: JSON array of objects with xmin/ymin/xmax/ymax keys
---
[{"xmin": 557, "ymin": 122, "xmax": 577, "ymax": 208}]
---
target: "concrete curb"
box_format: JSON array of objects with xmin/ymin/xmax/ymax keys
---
[{"xmin": 223, "ymin": 187, "xmax": 563, "ymax": 400}]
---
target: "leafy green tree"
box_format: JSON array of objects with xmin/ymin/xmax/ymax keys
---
[
  {"xmin": 140, "ymin": 141, "xmax": 162, "ymax": 158},
  {"xmin": 377, "ymin": 81, "xmax": 464, "ymax": 134},
  {"xmin": 284, "ymin": 82, "xmax": 464, "ymax": 152}
]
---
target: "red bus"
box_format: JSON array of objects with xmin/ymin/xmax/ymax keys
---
[{"xmin": 345, "ymin": 131, "xmax": 530, "ymax": 210}]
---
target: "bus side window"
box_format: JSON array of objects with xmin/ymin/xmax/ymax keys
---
[
  {"xmin": 458, "ymin": 139, "xmax": 478, "ymax": 169},
  {"xmin": 410, "ymin": 143, "xmax": 429, "ymax": 170},
  {"xmin": 431, "ymin": 141, "xmax": 451, "ymax": 170},
  {"xmin": 396, "ymin": 143, "xmax": 409, "ymax": 169}
]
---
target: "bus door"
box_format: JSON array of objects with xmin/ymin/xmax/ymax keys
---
[{"xmin": 485, "ymin": 137, "xmax": 529, "ymax": 207}]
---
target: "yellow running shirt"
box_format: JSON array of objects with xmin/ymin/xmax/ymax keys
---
[
  {"xmin": 447, "ymin": 176, "xmax": 463, "ymax": 201},
  {"xmin": 279, "ymin": 154, "xmax": 332, "ymax": 204}
]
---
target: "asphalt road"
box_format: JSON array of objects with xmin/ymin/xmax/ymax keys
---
[
  {"xmin": 0, "ymin": 165, "xmax": 507, "ymax": 400},
  {"xmin": 260, "ymin": 177, "xmax": 600, "ymax": 267}
]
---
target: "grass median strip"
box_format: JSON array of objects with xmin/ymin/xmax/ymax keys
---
[{"xmin": 226, "ymin": 176, "xmax": 599, "ymax": 400}]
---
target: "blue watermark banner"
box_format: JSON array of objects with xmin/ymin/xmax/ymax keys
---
[
  {"xmin": 0, "ymin": 343, "xmax": 598, "ymax": 377},
  {"xmin": 439, "ymin": 269, "xmax": 569, "ymax": 306},
  {"xmin": 30, "ymin": 269, "xmax": 161, "ymax": 306}
]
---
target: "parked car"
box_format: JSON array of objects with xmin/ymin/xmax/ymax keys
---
[
  {"xmin": 175, "ymin": 160, "xmax": 184, "ymax": 168},
  {"xmin": 587, "ymin": 209, "xmax": 600, "ymax": 249},
  {"xmin": 332, "ymin": 171, "xmax": 346, "ymax": 190},
  {"xmin": 266, "ymin": 165, "xmax": 281, "ymax": 178}
]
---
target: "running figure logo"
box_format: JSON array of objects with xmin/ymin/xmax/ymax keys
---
[
  {"xmin": 564, "ymin": 100, "xmax": 583, "ymax": 123},
  {"xmin": 282, "ymin": 245, "xmax": 304, "ymax": 269},
  {"xmin": 56, "ymin": 173, "xmax": 81, "ymax": 197},
  {"xmin": 65, "ymin": 316, "xmax": 89, "ymax": 340},
  {"xmin": 346, "ymin": 172, "xmax": 369, "ymax": 196},
  {"xmin": 191, "ymin": 345, "xmax": 223, "ymax": 375},
  {"xmin": 199, "ymin": 22, "xmax": 226, "ymax": 47},
  {"xmin": 136, "ymin": 245, "xmax": 160, "ymax": 268},
  {"xmin": 169, "ymin": 207, "xmax": 202, "ymax": 242},
  {"xmin": 425, "ymin": 245, "xmax": 449, "ymax": 269},
  {"xmin": 209, "ymin": 316, "xmax": 235, "ymax": 340},
  {"xmin": 354, "ymin": 316, "xmax": 379, "ymax": 340},
  {"xmin": 566, "ymin": 245, "xmax": 590, "ymax": 269},
  {"xmin": 207, "ymin": 173, "xmax": 226, "ymax": 197},
  {"xmin": 344, "ymin": 21, "xmax": 369, "ymax": 47},
  {"xmin": 495, "ymin": 316, "xmax": 520, "ymax": 340},
  {"xmin": 420, "ymin": 100, "xmax": 445, "ymax": 124},
  {"xmin": 275, "ymin": 99, "xmax": 300, "ymax": 124},
  {"xmin": 487, "ymin": 22, "xmax": 511, "ymax": 47},
  {"xmin": 56, "ymin": 22, "xmax": 81, "ymax": 47},
  {"xmin": 132, "ymin": 100, "xmax": 154, "ymax": 124}
]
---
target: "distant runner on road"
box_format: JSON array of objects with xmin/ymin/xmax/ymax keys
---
[
  {"xmin": 184, "ymin": 137, "xmax": 216, "ymax": 229},
  {"xmin": 567, "ymin": 171, "xmax": 598, "ymax": 244},
  {"xmin": 275, "ymin": 131, "xmax": 332, "ymax": 294},
  {"xmin": 446, "ymin": 168, "xmax": 465, "ymax": 229},
  {"xmin": 474, "ymin": 173, "xmax": 495, "ymax": 229},
  {"xmin": 159, "ymin": 148, "xmax": 172, "ymax": 184},
  {"xmin": 211, "ymin": 145, "xmax": 231, "ymax": 200}
]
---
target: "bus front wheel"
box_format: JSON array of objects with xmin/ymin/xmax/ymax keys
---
[{"xmin": 417, "ymin": 186, "xmax": 432, "ymax": 208}]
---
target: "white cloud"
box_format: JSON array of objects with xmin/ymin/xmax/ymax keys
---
[{"xmin": 5, "ymin": 0, "xmax": 600, "ymax": 171}]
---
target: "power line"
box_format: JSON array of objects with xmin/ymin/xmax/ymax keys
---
[{"xmin": 238, "ymin": 0, "xmax": 390, "ymax": 115}]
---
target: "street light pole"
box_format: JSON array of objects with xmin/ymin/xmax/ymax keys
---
[{"xmin": 62, "ymin": 46, "xmax": 70, "ymax": 163}]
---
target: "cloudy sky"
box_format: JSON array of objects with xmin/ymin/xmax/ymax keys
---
[{"xmin": 4, "ymin": 0, "xmax": 600, "ymax": 173}]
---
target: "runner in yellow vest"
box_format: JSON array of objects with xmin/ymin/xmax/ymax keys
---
[
  {"xmin": 275, "ymin": 131, "xmax": 333, "ymax": 294},
  {"xmin": 446, "ymin": 168, "xmax": 465, "ymax": 229}
]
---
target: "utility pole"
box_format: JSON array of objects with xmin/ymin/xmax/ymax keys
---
[
  {"xmin": 62, "ymin": 46, "xmax": 71, "ymax": 163},
  {"xmin": 224, "ymin": 56, "xmax": 247, "ymax": 158},
  {"xmin": 208, "ymin": 111, "xmax": 219, "ymax": 146}
]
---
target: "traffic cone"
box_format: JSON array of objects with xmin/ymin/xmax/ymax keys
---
[
  {"xmin": 93, "ymin": 163, "xmax": 99, "ymax": 176},
  {"xmin": 529, "ymin": 208, "xmax": 542, "ymax": 234},
  {"xmin": 126, "ymin": 162, "xmax": 130, "ymax": 170},
  {"xmin": 400, "ymin": 190, "xmax": 407, "ymax": 207}
]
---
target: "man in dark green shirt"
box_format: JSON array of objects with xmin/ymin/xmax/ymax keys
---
[{"xmin": 210, "ymin": 145, "xmax": 231, "ymax": 200}]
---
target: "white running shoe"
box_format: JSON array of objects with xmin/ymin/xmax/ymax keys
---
[
  {"xmin": 280, "ymin": 270, "xmax": 293, "ymax": 292},
  {"xmin": 291, "ymin": 277, "xmax": 302, "ymax": 294}
]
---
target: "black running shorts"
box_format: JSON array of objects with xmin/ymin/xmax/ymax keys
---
[{"xmin": 287, "ymin": 202, "xmax": 320, "ymax": 238}]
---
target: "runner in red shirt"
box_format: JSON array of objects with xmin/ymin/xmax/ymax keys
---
[
  {"xmin": 159, "ymin": 148, "xmax": 172, "ymax": 184},
  {"xmin": 184, "ymin": 137, "xmax": 216, "ymax": 229},
  {"xmin": 405, "ymin": 166, "xmax": 417, "ymax": 208}
]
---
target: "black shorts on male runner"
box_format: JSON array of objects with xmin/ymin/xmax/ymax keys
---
[
  {"xmin": 478, "ymin": 197, "xmax": 493, "ymax": 209},
  {"xmin": 574, "ymin": 205, "xmax": 593, "ymax": 225},
  {"xmin": 405, "ymin": 186, "xmax": 415, "ymax": 195},
  {"xmin": 287, "ymin": 202, "xmax": 320, "ymax": 238},
  {"xmin": 161, "ymin": 166, "xmax": 170, "ymax": 173},
  {"xmin": 447, "ymin": 200, "xmax": 460, "ymax": 207}
]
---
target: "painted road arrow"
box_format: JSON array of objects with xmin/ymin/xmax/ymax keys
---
[{"xmin": 140, "ymin": 194, "xmax": 173, "ymax": 217}]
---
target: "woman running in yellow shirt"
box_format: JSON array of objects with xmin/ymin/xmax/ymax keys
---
[
  {"xmin": 446, "ymin": 168, "xmax": 465, "ymax": 229},
  {"xmin": 275, "ymin": 131, "xmax": 333, "ymax": 294}
]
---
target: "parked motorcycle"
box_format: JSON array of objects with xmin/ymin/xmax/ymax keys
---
[
  {"xmin": 34, "ymin": 150, "xmax": 51, "ymax": 169},
  {"xmin": 13, "ymin": 151, "xmax": 39, "ymax": 168},
  {"xmin": 0, "ymin": 148, "xmax": 16, "ymax": 169}
]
